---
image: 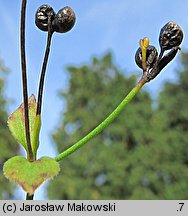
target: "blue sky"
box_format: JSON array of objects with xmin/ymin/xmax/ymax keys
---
[{"xmin": 1, "ymin": 0, "xmax": 188, "ymax": 199}]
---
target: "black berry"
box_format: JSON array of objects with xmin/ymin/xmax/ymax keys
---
[
  {"xmin": 53, "ymin": 6, "xmax": 76, "ymax": 33},
  {"xmin": 135, "ymin": 45, "xmax": 158, "ymax": 70},
  {"xmin": 35, "ymin": 4, "xmax": 56, "ymax": 32},
  {"xmin": 159, "ymin": 21, "xmax": 183, "ymax": 51}
]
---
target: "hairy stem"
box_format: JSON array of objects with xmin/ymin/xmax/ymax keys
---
[
  {"xmin": 20, "ymin": 0, "xmax": 34, "ymax": 161},
  {"xmin": 55, "ymin": 79, "xmax": 146, "ymax": 162},
  {"xmin": 36, "ymin": 17, "xmax": 53, "ymax": 115}
]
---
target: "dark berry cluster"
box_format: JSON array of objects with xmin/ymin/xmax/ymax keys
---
[
  {"xmin": 34, "ymin": 4, "xmax": 76, "ymax": 116},
  {"xmin": 35, "ymin": 4, "xmax": 76, "ymax": 33},
  {"xmin": 135, "ymin": 21, "xmax": 183, "ymax": 82}
]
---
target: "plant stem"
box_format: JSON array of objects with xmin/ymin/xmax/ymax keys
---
[
  {"xmin": 36, "ymin": 17, "xmax": 53, "ymax": 115},
  {"xmin": 20, "ymin": 0, "xmax": 34, "ymax": 161},
  {"xmin": 26, "ymin": 193, "xmax": 34, "ymax": 200},
  {"xmin": 55, "ymin": 79, "xmax": 146, "ymax": 162}
]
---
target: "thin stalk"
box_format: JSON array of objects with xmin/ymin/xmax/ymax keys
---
[
  {"xmin": 36, "ymin": 17, "xmax": 53, "ymax": 115},
  {"xmin": 55, "ymin": 79, "xmax": 146, "ymax": 162},
  {"xmin": 158, "ymin": 49, "xmax": 164, "ymax": 61},
  {"xmin": 26, "ymin": 193, "xmax": 34, "ymax": 200},
  {"xmin": 20, "ymin": 0, "xmax": 34, "ymax": 161}
]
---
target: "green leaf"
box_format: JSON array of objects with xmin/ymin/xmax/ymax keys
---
[
  {"xmin": 3, "ymin": 156, "xmax": 60, "ymax": 195},
  {"xmin": 7, "ymin": 95, "xmax": 39, "ymax": 154},
  {"xmin": 32, "ymin": 114, "xmax": 41, "ymax": 157}
]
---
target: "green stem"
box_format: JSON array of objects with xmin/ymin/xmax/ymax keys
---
[{"xmin": 55, "ymin": 79, "xmax": 146, "ymax": 162}]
